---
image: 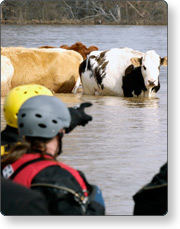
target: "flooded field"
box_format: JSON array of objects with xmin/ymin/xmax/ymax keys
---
[{"xmin": 1, "ymin": 24, "xmax": 167, "ymax": 215}]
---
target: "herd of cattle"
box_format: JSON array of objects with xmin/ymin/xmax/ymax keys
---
[{"xmin": 1, "ymin": 42, "xmax": 167, "ymax": 98}]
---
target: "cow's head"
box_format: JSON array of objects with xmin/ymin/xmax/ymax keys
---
[{"xmin": 130, "ymin": 50, "xmax": 167, "ymax": 89}]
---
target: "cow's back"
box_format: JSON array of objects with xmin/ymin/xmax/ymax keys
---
[{"xmin": 1, "ymin": 47, "xmax": 83, "ymax": 93}]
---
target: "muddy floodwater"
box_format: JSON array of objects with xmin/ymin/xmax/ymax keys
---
[{"xmin": 1, "ymin": 24, "xmax": 167, "ymax": 215}]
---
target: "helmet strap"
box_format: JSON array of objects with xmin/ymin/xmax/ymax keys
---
[{"xmin": 56, "ymin": 132, "xmax": 64, "ymax": 156}]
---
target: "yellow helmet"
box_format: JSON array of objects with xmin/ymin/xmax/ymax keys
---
[{"xmin": 3, "ymin": 84, "xmax": 53, "ymax": 128}]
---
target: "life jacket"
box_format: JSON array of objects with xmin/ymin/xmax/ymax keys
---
[{"xmin": 2, "ymin": 153, "xmax": 88, "ymax": 196}]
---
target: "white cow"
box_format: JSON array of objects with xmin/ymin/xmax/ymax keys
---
[{"xmin": 79, "ymin": 48, "xmax": 167, "ymax": 98}]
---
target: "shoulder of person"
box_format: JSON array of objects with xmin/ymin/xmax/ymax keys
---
[{"xmin": 32, "ymin": 165, "xmax": 83, "ymax": 190}]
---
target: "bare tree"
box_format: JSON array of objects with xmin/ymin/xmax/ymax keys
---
[
  {"xmin": 126, "ymin": 1, "xmax": 144, "ymax": 18},
  {"xmin": 63, "ymin": 0, "xmax": 75, "ymax": 19}
]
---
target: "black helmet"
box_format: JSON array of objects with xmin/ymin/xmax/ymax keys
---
[{"xmin": 18, "ymin": 95, "xmax": 71, "ymax": 138}]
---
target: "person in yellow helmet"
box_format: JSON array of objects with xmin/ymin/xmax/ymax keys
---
[
  {"xmin": 1, "ymin": 84, "xmax": 93, "ymax": 157},
  {"xmin": 1, "ymin": 85, "xmax": 94, "ymax": 215},
  {"xmin": 1, "ymin": 84, "xmax": 53, "ymax": 157}
]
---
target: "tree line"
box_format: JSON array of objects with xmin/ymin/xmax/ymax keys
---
[{"xmin": 1, "ymin": 0, "xmax": 167, "ymax": 25}]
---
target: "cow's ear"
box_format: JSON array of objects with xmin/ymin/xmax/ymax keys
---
[
  {"xmin": 161, "ymin": 56, "xmax": 167, "ymax": 66},
  {"xmin": 130, "ymin": 57, "xmax": 142, "ymax": 67}
]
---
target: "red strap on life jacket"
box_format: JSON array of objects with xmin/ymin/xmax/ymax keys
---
[{"xmin": 5, "ymin": 153, "xmax": 88, "ymax": 196}]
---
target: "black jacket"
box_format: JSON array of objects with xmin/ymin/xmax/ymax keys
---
[
  {"xmin": 133, "ymin": 163, "xmax": 167, "ymax": 215},
  {"xmin": 1, "ymin": 125, "xmax": 22, "ymax": 156},
  {"xmin": 1, "ymin": 125, "xmax": 22, "ymax": 145},
  {"xmin": 2, "ymin": 153, "xmax": 105, "ymax": 215},
  {"xmin": 32, "ymin": 165, "xmax": 105, "ymax": 215},
  {"xmin": 1, "ymin": 177, "xmax": 50, "ymax": 215}
]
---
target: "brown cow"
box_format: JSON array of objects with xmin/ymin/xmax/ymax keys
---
[
  {"xmin": 39, "ymin": 42, "xmax": 98, "ymax": 60},
  {"xmin": 1, "ymin": 47, "xmax": 83, "ymax": 96},
  {"xmin": 60, "ymin": 42, "xmax": 99, "ymax": 60},
  {"xmin": 1, "ymin": 55, "xmax": 14, "ymax": 96}
]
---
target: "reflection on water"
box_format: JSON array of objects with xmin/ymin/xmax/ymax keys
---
[
  {"xmin": 1, "ymin": 24, "xmax": 167, "ymax": 215},
  {"xmin": 122, "ymin": 97, "xmax": 159, "ymax": 108},
  {"xmin": 56, "ymin": 92, "xmax": 167, "ymax": 215},
  {"xmin": 1, "ymin": 92, "xmax": 167, "ymax": 215}
]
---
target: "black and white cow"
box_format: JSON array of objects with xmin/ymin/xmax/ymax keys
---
[{"xmin": 79, "ymin": 48, "xmax": 167, "ymax": 97}]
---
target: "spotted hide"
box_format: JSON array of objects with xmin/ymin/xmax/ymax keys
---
[{"xmin": 79, "ymin": 48, "xmax": 167, "ymax": 98}]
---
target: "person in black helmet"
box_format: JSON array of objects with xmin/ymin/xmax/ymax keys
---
[{"xmin": 1, "ymin": 95, "xmax": 105, "ymax": 215}]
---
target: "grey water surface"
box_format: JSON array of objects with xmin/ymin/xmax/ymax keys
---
[{"xmin": 1, "ymin": 24, "xmax": 167, "ymax": 215}]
